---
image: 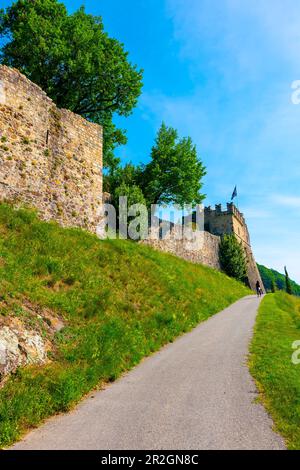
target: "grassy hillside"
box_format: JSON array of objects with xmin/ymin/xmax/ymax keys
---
[
  {"xmin": 0, "ymin": 204, "xmax": 250, "ymax": 447},
  {"xmin": 258, "ymin": 264, "xmax": 300, "ymax": 296},
  {"xmin": 250, "ymin": 292, "xmax": 300, "ymax": 449}
]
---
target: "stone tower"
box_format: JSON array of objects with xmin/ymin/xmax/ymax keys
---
[{"xmin": 204, "ymin": 203, "xmax": 264, "ymax": 291}]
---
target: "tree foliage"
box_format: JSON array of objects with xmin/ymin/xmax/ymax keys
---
[
  {"xmin": 258, "ymin": 264, "xmax": 300, "ymax": 296},
  {"xmin": 0, "ymin": 0, "xmax": 143, "ymax": 170},
  {"xmin": 140, "ymin": 123, "xmax": 206, "ymax": 207},
  {"xmin": 113, "ymin": 182, "xmax": 147, "ymax": 239},
  {"xmin": 105, "ymin": 163, "xmax": 142, "ymax": 195},
  {"xmin": 108, "ymin": 124, "xmax": 206, "ymax": 210},
  {"xmin": 285, "ymin": 266, "xmax": 293, "ymax": 296},
  {"xmin": 113, "ymin": 182, "xmax": 146, "ymax": 212},
  {"xmin": 219, "ymin": 234, "xmax": 247, "ymax": 283},
  {"xmin": 271, "ymin": 279, "xmax": 277, "ymax": 293}
]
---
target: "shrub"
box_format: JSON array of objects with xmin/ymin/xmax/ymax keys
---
[{"xmin": 219, "ymin": 234, "xmax": 247, "ymax": 283}]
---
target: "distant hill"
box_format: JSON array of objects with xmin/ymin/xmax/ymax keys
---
[{"xmin": 258, "ymin": 264, "xmax": 300, "ymax": 296}]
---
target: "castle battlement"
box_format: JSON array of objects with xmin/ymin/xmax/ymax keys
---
[
  {"xmin": 205, "ymin": 203, "xmax": 246, "ymax": 226},
  {"xmin": 204, "ymin": 202, "xmax": 249, "ymax": 242}
]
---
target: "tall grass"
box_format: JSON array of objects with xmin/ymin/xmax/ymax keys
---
[{"xmin": 0, "ymin": 204, "xmax": 249, "ymax": 446}]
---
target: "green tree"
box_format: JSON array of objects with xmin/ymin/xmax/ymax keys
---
[
  {"xmin": 113, "ymin": 182, "xmax": 146, "ymax": 211},
  {"xmin": 140, "ymin": 123, "xmax": 206, "ymax": 207},
  {"xmin": 257, "ymin": 263, "xmax": 300, "ymax": 296},
  {"xmin": 0, "ymin": 0, "xmax": 143, "ymax": 170},
  {"xmin": 106, "ymin": 124, "xmax": 206, "ymax": 210},
  {"xmin": 271, "ymin": 279, "xmax": 277, "ymax": 293},
  {"xmin": 114, "ymin": 182, "xmax": 147, "ymax": 238},
  {"xmin": 285, "ymin": 266, "xmax": 293, "ymax": 295},
  {"xmin": 105, "ymin": 163, "xmax": 142, "ymax": 194},
  {"xmin": 219, "ymin": 234, "xmax": 247, "ymax": 283}
]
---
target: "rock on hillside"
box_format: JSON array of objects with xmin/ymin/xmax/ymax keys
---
[{"xmin": 0, "ymin": 300, "xmax": 64, "ymax": 384}]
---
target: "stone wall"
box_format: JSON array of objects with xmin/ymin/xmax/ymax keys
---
[
  {"xmin": 143, "ymin": 205, "xmax": 264, "ymax": 292},
  {"xmin": 0, "ymin": 66, "xmax": 102, "ymax": 232},
  {"xmin": 143, "ymin": 225, "xmax": 221, "ymax": 270},
  {"xmin": 205, "ymin": 203, "xmax": 264, "ymax": 291}
]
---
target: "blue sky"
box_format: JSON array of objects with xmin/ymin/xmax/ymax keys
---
[{"xmin": 2, "ymin": 0, "xmax": 300, "ymax": 282}]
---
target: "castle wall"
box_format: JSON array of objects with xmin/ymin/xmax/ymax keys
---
[
  {"xmin": 204, "ymin": 208, "xmax": 233, "ymax": 236},
  {"xmin": 243, "ymin": 245, "xmax": 264, "ymax": 292},
  {"xmin": 0, "ymin": 66, "xmax": 103, "ymax": 232},
  {"xmin": 205, "ymin": 204, "xmax": 264, "ymax": 291},
  {"xmin": 142, "ymin": 226, "xmax": 221, "ymax": 271},
  {"xmin": 149, "ymin": 204, "xmax": 264, "ymax": 292},
  {"xmin": 205, "ymin": 203, "xmax": 249, "ymax": 243}
]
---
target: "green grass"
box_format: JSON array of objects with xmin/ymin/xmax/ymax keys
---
[
  {"xmin": 0, "ymin": 203, "xmax": 250, "ymax": 447},
  {"xmin": 249, "ymin": 292, "xmax": 300, "ymax": 449}
]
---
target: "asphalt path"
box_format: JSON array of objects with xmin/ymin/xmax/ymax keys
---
[{"xmin": 12, "ymin": 295, "xmax": 285, "ymax": 450}]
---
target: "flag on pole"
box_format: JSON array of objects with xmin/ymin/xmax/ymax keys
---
[{"xmin": 231, "ymin": 186, "xmax": 238, "ymax": 201}]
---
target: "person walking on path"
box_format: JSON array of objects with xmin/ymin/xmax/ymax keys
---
[{"xmin": 256, "ymin": 280, "xmax": 262, "ymax": 297}]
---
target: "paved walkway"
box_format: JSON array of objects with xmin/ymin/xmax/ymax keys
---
[{"xmin": 12, "ymin": 296, "xmax": 285, "ymax": 450}]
